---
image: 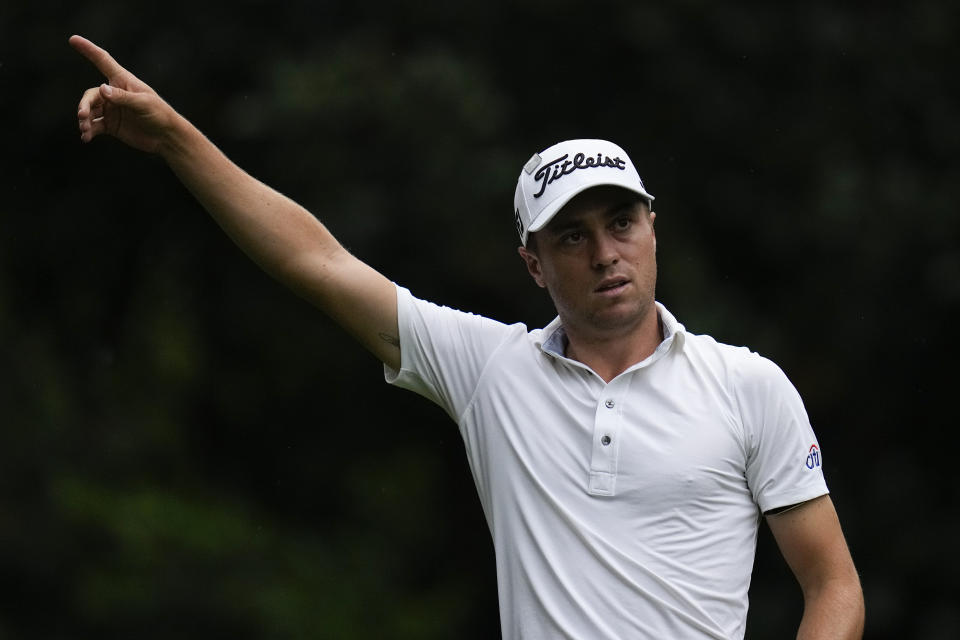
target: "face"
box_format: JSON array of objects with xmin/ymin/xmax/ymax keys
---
[{"xmin": 518, "ymin": 186, "xmax": 658, "ymax": 342}]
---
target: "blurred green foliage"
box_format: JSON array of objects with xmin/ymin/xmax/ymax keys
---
[{"xmin": 1, "ymin": 0, "xmax": 958, "ymax": 637}]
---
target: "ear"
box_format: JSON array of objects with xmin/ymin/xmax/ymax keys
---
[
  {"xmin": 517, "ymin": 246, "xmax": 547, "ymax": 288},
  {"xmin": 649, "ymin": 211, "xmax": 657, "ymax": 249}
]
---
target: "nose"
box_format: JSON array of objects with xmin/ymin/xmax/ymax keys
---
[{"xmin": 591, "ymin": 234, "xmax": 619, "ymax": 270}]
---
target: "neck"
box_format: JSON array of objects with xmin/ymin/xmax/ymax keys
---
[{"xmin": 563, "ymin": 307, "xmax": 664, "ymax": 383}]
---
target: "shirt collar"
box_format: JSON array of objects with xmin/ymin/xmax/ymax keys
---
[{"xmin": 539, "ymin": 301, "xmax": 686, "ymax": 360}]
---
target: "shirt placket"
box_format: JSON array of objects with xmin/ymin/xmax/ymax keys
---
[{"xmin": 587, "ymin": 376, "xmax": 629, "ymax": 496}]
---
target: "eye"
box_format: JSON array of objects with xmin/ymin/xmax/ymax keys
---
[
  {"xmin": 561, "ymin": 231, "xmax": 583, "ymax": 245},
  {"xmin": 612, "ymin": 216, "xmax": 633, "ymax": 232}
]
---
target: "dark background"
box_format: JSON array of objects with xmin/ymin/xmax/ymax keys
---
[{"xmin": 2, "ymin": 1, "xmax": 958, "ymax": 638}]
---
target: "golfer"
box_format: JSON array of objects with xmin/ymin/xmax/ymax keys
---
[{"xmin": 71, "ymin": 34, "xmax": 865, "ymax": 639}]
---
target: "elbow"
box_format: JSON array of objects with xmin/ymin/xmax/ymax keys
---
[{"xmin": 800, "ymin": 573, "xmax": 865, "ymax": 640}]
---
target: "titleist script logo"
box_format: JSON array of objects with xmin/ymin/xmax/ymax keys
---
[{"xmin": 533, "ymin": 152, "xmax": 628, "ymax": 198}]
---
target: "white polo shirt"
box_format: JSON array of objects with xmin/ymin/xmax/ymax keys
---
[{"xmin": 385, "ymin": 285, "xmax": 828, "ymax": 640}]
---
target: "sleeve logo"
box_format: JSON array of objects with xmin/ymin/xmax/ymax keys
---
[{"xmin": 805, "ymin": 444, "xmax": 822, "ymax": 469}]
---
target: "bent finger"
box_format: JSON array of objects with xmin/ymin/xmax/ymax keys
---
[
  {"xmin": 69, "ymin": 35, "xmax": 126, "ymax": 79},
  {"xmin": 77, "ymin": 86, "xmax": 104, "ymax": 117},
  {"xmin": 77, "ymin": 106, "xmax": 105, "ymax": 134},
  {"xmin": 79, "ymin": 117, "xmax": 107, "ymax": 143}
]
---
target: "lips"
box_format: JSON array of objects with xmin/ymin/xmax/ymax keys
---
[{"xmin": 595, "ymin": 278, "xmax": 630, "ymax": 293}]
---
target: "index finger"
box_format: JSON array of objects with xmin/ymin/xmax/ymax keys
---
[{"xmin": 69, "ymin": 35, "xmax": 126, "ymax": 79}]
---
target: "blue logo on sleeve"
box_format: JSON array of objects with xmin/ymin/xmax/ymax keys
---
[{"xmin": 805, "ymin": 444, "xmax": 822, "ymax": 469}]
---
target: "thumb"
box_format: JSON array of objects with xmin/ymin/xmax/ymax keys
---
[{"xmin": 98, "ymin": 83, "xmax": 127, "ymax": 104}]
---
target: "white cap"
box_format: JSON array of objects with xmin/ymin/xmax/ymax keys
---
[{"xmin": 513, "ymin": 139, "xmax": 655, "ymax": 246}]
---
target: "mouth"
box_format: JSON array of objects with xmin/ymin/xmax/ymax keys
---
[{"xmin": 594, "ymin": 278, "xmax": 630, "ymax": 295}]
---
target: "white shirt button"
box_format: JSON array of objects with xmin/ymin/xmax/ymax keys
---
[
  {"xmin": 604, "ymin": 399, "xmax": 615, "ymax": 409},
  {"xmin": 601, "ymin": 435, "xmax": 612, "ymax": 446}
]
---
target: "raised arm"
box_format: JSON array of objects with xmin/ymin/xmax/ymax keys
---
[
  {"xmin": 767, "ymin": 495, "xmax": 865, "ymax": 640},
  {"xmin": 70, "ymin": 35, "xmax": 400, "ymax": 369}
]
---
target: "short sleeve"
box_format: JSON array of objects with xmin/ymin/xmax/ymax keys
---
[
  {"xmin": 384, "ymin": 285, "xmax": 517, "ymax": 422},
  {"xmin": 735, "ymin": 352, "xmax": 829, "ymax": 513}
]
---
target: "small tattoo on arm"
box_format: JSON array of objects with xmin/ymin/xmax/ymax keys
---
[{"xmin": 379, "ymin": 333, "xmax": 400, "ymax": 348}]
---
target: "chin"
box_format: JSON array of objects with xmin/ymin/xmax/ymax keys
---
[
  {"xmin": 593, "ymin": 300, "xmax": 653, "ymax": 329},
  {"xmin": 589, "ymin": 309, "xmax": 645, "ymax": 332}
]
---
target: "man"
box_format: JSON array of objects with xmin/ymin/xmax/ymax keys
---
[{"xmin": 70, "ymin": 35, "xmax": 864, "ymax": 639}]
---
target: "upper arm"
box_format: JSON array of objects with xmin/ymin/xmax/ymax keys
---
[
  {"xmin": 766, "ymin": 494, "xmax": 861, "ymax": 600},
  {"xmin": 736, "ymin": 352, "xmax": 827, "ymax": 513},
  {"xmin": 288, "ymin": 245, "xmax": 400, "ymax": 370}
]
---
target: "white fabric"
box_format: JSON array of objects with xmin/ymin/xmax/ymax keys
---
[{"xmin": 385, "ymin": 285, "xmax": 828, "ymax": 640}]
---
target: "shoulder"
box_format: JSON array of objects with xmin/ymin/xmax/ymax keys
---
[
  {"xmin": 679, "ymin": 330, "xmax": 767, "ymax": 376},
  {"xmin": 680, "ymin": 331, "xmax": 796, "ymax": 407},
  {"xmin": 397, "ymin": 284, "xmax": 536, "ymax": 353},
  {"xmin": 686, "ymin": 330, "xmax": 781, "ymax": 373}
]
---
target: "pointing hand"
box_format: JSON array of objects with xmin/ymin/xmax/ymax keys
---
[{"xmin": 70, "ymin": 35, "xmax": 177, "ymax": 154}]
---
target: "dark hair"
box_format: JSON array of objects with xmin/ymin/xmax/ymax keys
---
[{"xmin": 525, "ymin": 231, "xmax": 539, "ymax": 252}]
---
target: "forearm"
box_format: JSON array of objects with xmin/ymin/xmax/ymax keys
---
[
  {"xmin": 159, "ymin": 113, "xmax": 347, "ymax": 295},
  {"xmin": 72, "ymin": 33, "xmax": 400, "ymax": 365},
  {"xmin": 154, "ymin": 112, "xmax": 399, "ymax": 365},
  {"xmin": 796, "ymin": 576, "xmax": 865, "ymax": 640}
]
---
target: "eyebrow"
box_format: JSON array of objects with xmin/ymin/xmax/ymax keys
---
[
  {"xmin": 546, "ymin": 217, "xmax": 584, "ymax": 235},
  {"xmin": 547, "ymin": 199, "xmax": 642, "ymax": 235},
  {"xmin": 606, "ymin": 200, "xmax": 642, "ymax": 218}
]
